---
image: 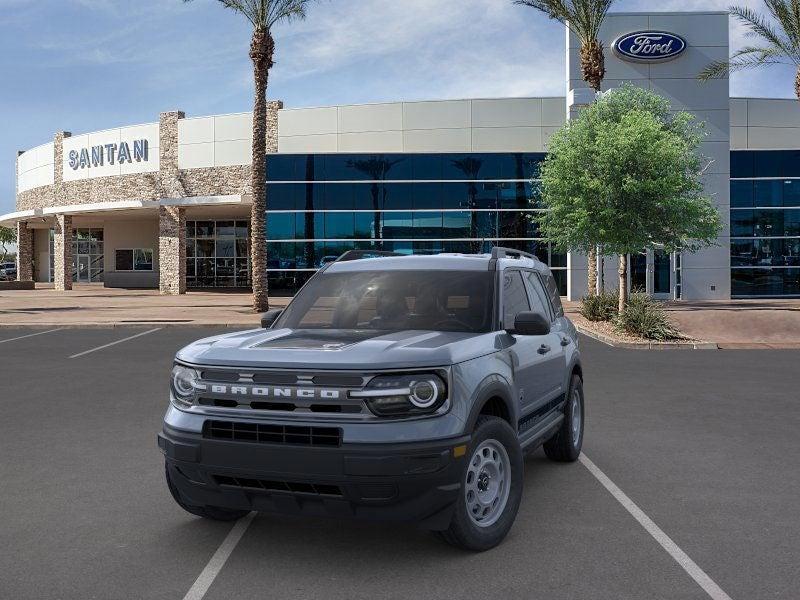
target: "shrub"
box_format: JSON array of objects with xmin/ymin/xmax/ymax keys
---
[
  {"xmin": 614, "ymin": 294, "xmax": 684, "ymax": 341},
  {"xmin": 580, "ymin": 290, "xmax": 619, "ymax": 322}
]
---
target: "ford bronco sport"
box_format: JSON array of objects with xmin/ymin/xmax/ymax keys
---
[{"xmin": 159, "ymin": 248, "xmax": 584, "ymax": 551}]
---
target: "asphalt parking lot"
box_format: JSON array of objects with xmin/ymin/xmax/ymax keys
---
[{"xmin": 1, "ymin": 327, "xmax": 798, "ymax": 600}]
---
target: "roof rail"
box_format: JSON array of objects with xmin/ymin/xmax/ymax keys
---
[
  {"xmin": 490, "ymin": 247, "xmax": 538, "ymax": 261},
  {"xmin": 335, "ymin": 250, "xmax": 404, "ymax": 262}
]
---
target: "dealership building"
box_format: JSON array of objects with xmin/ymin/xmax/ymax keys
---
[{"xmin": 4, "ymin": 10, "xmax": 800, "ymax": 299}]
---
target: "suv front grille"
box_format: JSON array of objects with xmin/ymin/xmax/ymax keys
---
[
  {"xmin": 203, "ymin": 420, "xmax": 342, "ymax": 447},
  {"xmin": 213, "ymin": 475, "xmax": 343, "ymax": 497}
]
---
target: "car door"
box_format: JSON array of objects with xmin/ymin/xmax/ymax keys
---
[
  {"xmin": 500, "ymin": 270, "xmax": 555, "ymax": 419},
  {"xmin": 522, "ymin": 270, "xmax": 567, "ymax": 405}
]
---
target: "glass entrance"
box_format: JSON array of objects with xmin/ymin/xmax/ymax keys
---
[
  {"xmin": 77, "ymin": 256, "xmax": 90, "ymax": 282},
  {"xmin": 626, "ymin": 249, "xmax": 674, "ymax": 298},
  {"xmin": 630, "ymin": 252, "xmax": 648, "ymax": 293},
  {"xmin": 71, "ymin": 228, "xmax": 104, "ymax": 283},
  {"xmin": 653, "ymin": 250, "xmax": 671, "ymax": 296}
]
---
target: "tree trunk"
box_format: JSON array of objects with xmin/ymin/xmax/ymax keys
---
[
  {"xmin": 618, "ymin": 254, "xmax": 628, "ymax": 314},
  {"xmin": 580, "ymin": 40, "xmax": 605, "ymax": 93},
  {"xmin": 249, "ymin": 29, "xmax": 274, "ymax": 313},
  {"xmin": 598, "ymin": 247, "xmax": 605, "ymax": 293},
  {"xmin": 796, "ymin": 67, "xmax": 800, "ymax": 102},
  {"xmin": 587, "ymin": 247, "xmax": 597, "ymax": 296}
]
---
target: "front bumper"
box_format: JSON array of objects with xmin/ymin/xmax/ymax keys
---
[{"xmin": 158, "ymin": 423, "xmax": 470, "ymax": 530}]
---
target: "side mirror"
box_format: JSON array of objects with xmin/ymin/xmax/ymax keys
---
[
  {"xmin": 260, "ymin": 309, "xmax": 283, "ymax": 329},
  {"xmin": 508, "ymin": 311, "xmax": 550, "ymax": 336}
]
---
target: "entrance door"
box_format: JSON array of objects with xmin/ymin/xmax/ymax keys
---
[
  {"xmin": 652, "ymin": 250, "xmax": 672, "ymax": 298},
  {"xmin": 626, "ymin": 249, "xmax": 674, "ymax": 298},
  {"xmin": 630, "ymin": 253, "xmax": 648, "ymax": 293},
  {"xmin": 77, "ymin": 256, "xmax": 90, "ymax": 282}
]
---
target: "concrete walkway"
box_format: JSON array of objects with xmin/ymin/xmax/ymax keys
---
[{"xmin": 0, "ymin": 284, "xmax": 289, "ymax": 327}]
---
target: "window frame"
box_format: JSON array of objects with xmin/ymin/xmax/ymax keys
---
[
  {"xmin": 114, "ymin": 248, "xmax": 154, "ymax": 272},
  {"xmin": 500, "ymin": 269, "xmax": 532, "ymax": 330}
]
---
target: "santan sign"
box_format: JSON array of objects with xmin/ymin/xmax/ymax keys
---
[
  {"xmin": 68, "ymin": 139, "xmax": 149, "ymax": 170},
  {"xmin": 613, "ymin": 31, "xmax": 687, "ymax": 62}
]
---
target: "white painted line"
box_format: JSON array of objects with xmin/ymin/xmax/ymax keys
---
[
  {"xmin": 0, "ymin": 328, "xmax": 63, "ymax": 344},
  {"xmin": 579, "ymin": 453, "xmax": 733, "ymax": 600},
  {"xmin": 68, "ymin": 328, "xmax": 162, "ymax": 359},
  {"xmin": 183, "ymin": 512, "xmax": 256, "ymax": 600}
]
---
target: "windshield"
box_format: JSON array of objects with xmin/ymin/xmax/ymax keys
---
[{"xmin": 275, "ymin": 270, "xmax": 495, "ymax": 333}]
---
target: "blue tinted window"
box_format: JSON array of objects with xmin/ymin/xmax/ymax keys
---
[
  {"xmin": 355, "ymin": 213, "xmax": 377, "ymax": 238},
  {"xmin": 412, "ymin": 154, "xmax": 442, "ymax": 179},
  {"xmin": 443, "ymin": 212, "xmax": 471, "ymax": 237},
  {"xmin": 754, "ymin": 180, "xmax": 783, "ymax": 207},
  {"xmin": 730, "ymin": 181, "xmax": 753, "ymax": 208},
  {"xmin": 324, "ymin": 183, "xmax": 353, "ymax": 210},
  {"xmin": 266, "ymin": 155, "xmax": 297, "ymax": 181},
  {"xmin": 413, "ymin": 212, "xmax": 443, "ymax": 237},
  {"xmin": 754, "ymin": 151, "xmax": 783, "ymax": 178},
  {"xmin": 730, "ymin": 210, "xmax": 753, "ymax": 237},
  {"xmin": 783, "ymin": 180, "xmax": 800, "ymax": 207},
  {"xmin": 730, "ymin": 151, "xmax": 754, "ymax": 178},
  {"xmin": 412, "ymin": 182, "xmax": 442, "ymax": 209},
  {"xmin": 381, "ymin": 183, "xmax": 413, "ymax": 210},
  {"xmin": 325, "ymin": 213, "xmax": 354, "ymax": 239},
  {"xmin": 732, "ymin": 268, "xmax": 800, "ymax": 296},
  {"xmin": 442, "ymin": 183, "xmax": 470, "ymax": 209},
  {"xmin": 267, "ymin": 184, "xmax": 298, "ymax": 210},
  {"xmin": 382, "ymin": 212, "xmax": 413, "ymax": 237},
  {"xmin": 266, "ymin": 213, "xmax": 295, "ymax": 240}
]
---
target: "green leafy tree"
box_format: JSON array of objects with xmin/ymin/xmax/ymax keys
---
[
  {"xmin": 0, "ymin": 226, "xmax": 15, "ymax": 263},
  {"xmin": 537, "ymin": 85, "xmax": 722, "ymax": 313},
  {"xmin": 184, "ymin": 0, "xmax": 316, "ymax": 311},
  {"xmin": 515, "ymin": 0, "xmax": 616, "ymax": 294},
  {"xmin": 699, "ymin": 2, "xmax": 800, "ymax": 100}
]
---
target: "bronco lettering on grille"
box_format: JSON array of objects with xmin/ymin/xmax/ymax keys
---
[{"xmin": 200, "ymin": 384, "xmax": 341, "ymax": 400}]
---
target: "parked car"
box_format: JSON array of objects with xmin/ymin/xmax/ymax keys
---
[
  {"xmin": 0, "ymin": 262, "xmax": 16, "ymax": 281},
  {"xmin": 159, "ymin": 248, "xmax": 583, "ymax": 551}
]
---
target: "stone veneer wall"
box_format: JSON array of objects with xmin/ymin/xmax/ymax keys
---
[
  {"xmin": 15, "ymin": 222, "xmax": 33, "ymax": 281},
  {"xmin": 53, "ymin": 214, "xmax": 73, "ymax": 291}
]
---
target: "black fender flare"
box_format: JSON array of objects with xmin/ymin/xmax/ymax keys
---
[{"xmin": 463, "ymin": 374, "xmax": 517, "ymax": 433}]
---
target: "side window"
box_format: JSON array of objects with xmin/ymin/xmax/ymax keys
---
[
  {"xmin": 523, "ymin": 271, "xmax": 552, "ymax": 321},
  {"xmin": 502, "ymin": 271, "xmax": 531, "ymax": 327},
  {"xmin": 544, "ymin": 272, "xmax": 565, "ymax": 318}
]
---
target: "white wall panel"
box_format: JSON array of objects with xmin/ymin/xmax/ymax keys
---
[
  {"xmin": 338, "ymin": 103, "xmax": 403, "ymax": 133},
  {"xmin": 541, "ymin": 98, "xmax": 566, "ymax": 126},
  {"xmin": 747, "ymin": 98, "xmax": 800, "ymax": 128},
  {"xmin": 730, "ymin": 126, "xmax": 748, "ymax": 149},
  {"xmin": 214, "ymin": 139, "xmax": 250, "ymax": 166},
  {"xmin": 278, "ymin": 134, "xmax": 338, "ymax": 153},
  {"xmin": 746, "ymin": 127, "xmax": 800, "ymax": 149},
  {"xmin": 648, "ymin": 13, "xmax": 729, "ymax": 48},
  {"xmin": 402, "ymin": 128, "xmax": 471, "ymax": 152},
  {"xmin": 179, "ymin": 117, "xmax": 214, "ymax": 144},
  {"xmin": 338, "ymin": 131, "xmax": 403, "ymax": 152},
  {"xmin": 472, "ymin": 127, "xmax": 543, "ymax": 152},
  {"xmin": 403, "ymin": 100, "xmax": 471, "ymax": 130},
  {"xmin": 471, "ymin": 98, "xmax": 542, "ymax": 128},
  {"xmin": 178, "ymin": 142, "xmax": 214, "ymax": 169},
  {"xmin": 214, "ymin": 113, "xmax": 251, "ymax": 142},
  {"xmin": 729, "ymin": 99, "xmax": 748, "ymax": 127},
  {"xmin": 278, "ymin": 107, "xmax": 338, "ymax": 137}
]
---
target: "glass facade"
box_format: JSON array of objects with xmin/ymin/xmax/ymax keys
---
[
  {"xmin": 731, "ymin": 151, "xmax": 800, "ymax": 297},
  {"xmin": 264, "ymin": 153, "xmax": 567, "ymax": 295},
  {"xmin": 48, "ymin": 228, "xmax": 105, "ymax": 283},
  {"xmin": 186, "ymin": 220, "xmax": 251, "ymax": 288}
]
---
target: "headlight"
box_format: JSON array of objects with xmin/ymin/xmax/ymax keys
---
[
  {"xmin": 351, "ymin": 373, "xmax": 447, "ymax": 417},
  {"xmin": 171, "ymin": 364, "xmax": 200, "ymax": 407}
]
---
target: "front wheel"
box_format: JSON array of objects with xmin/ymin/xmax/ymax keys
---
[
  {"xmin": 437, "ymin": 416, "xmax": 523, "ymax": 551},
  {"xmin": 543, "ymin": 374, "xmax": 584, "ymax": 462}
]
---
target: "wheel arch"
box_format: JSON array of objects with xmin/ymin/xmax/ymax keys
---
[{"xmin": 464, "ymin": 377, "xmax": 516, "ymax": 433}]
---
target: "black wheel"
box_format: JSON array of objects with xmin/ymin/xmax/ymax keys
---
[
  {"xmin": 543, "ymin": 374, "xmax": 584, "ymax": 462},
  {"xmin": 438, "ymin": 416, "xmax": 523, "ymax": 551},
  {"xmin": 165, "ymin": 463, "xmax": 249, "ymax": 522}
]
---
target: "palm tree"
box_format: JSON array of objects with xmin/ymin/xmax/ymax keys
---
[
  {"xmin": 185, "ymin": 0, "xmax": 314, "ymax": 312},
  {"xmin": 348, "ymin": 157, "xmax": 405, "ymax": 248},
  {"xmin": 515, "ymin": 0, "xmax": 615, "ymax": 295},
  {"xmin": 699, "ymin": 2, "xmax": 800, "ymax": 101}
]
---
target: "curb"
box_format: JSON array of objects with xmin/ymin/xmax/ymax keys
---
[{"xmin": 575, "ymin": 324, "xmax": 718, "ymax": 350}]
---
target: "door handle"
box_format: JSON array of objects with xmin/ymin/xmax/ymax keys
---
[
  {"xmin": 537, "ymin": 344, "xmax": 551, "ymax": 355},
  {"xmin": 560, "ymin": 336, "xmax": 570, "ymax": 347}
]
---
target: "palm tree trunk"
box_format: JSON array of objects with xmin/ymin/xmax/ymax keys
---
[
  {"xmin": 580, "ymin": 40, "xmax": 605, "ymax": 93},
  {"xmin": 796, "ymin": 67, "xmax": 800, "ymax": 102},
  {"xmin": 249, "ymin": 29, "xmax": 274, "ymax": 313},
  {"xmin": 618, "ymin": 254, "xmax": 628, "ymax": 314}
]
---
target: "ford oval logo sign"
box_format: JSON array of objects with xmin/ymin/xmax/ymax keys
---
[{"xmin": 613, "ymin": 31, "xmax": 687, "ymax": 62}]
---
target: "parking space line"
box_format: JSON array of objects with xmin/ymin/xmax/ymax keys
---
[
  {"xmin": 68, "ymin": 328, "xmax": 162, "ymax": 359},
  {"xmin": 0, "ymin": 329, "xmax": 63, "ymax": 345},
  {"xmin": 182, "ymin": 512, "xmax": 256, "ymax": 600},
  {"xmin": 580, "ymin": 453, "xmax": 733, "ymax": 600}
]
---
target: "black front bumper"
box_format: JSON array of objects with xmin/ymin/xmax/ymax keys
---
[{"xmin": 158, "ymin": 423, "xmax": 469, "ymax": 530}]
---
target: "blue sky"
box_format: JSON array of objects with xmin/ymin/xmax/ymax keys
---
[{"xmin": 1, "ymin": 0, "xmax": 797, "ymax": 215}]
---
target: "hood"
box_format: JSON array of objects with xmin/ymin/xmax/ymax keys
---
[{"xmin": 175, "ymin": 327, "xmax": 499, "ymax": 370}]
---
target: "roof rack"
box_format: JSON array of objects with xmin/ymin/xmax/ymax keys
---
[
  {"xmin": 490, "ymin": 247, "xmax": 538, "ymax": 261},
  {"xmin": 335, "ymin": 250, "xmax": 404, "ymax": 262}
]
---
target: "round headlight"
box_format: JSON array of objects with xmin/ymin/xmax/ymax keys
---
[
  {"xmin": 171, "ymin": 365, "xmax": 198, "ymax": 401},
  {"xmin": 409, "ymin": 379, "xmax": 439, "ymax": 408}
]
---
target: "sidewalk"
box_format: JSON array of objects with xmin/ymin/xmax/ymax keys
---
[{"xmin": 0, "ymin": 284, "xmax": 289, "ymax": 327}]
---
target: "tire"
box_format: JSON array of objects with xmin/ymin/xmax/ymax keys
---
[
  {"xmin": 543, "ymin": 374, "xmax": 584, "ymax": 462},
  {"xmin": 165, "ymin": 462, "xmax": 249, "ymax": 522},
  {"xmin": 438, "ymin": 416, "xmax": 523, "ymax": 551}
]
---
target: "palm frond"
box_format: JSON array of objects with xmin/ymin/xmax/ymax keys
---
[
  {"xmin": 699, "ymin": 46, "xmax": 788, "ymax": 80},
  {"xmin": 730, "ymin": 5, "xmax": 800, "ymax": 64},
  {"xmin": 515, "ymin": 0, "xmax": 616, "ymax": 43},
  {"xmin": 764, "ymin": 0, "xmax": 800, "ymax": 46}
]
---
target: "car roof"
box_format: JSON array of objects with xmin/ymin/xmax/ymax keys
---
[{"xmin": 324, "ymin": 252, "xmax": 548, "ymax": 273}]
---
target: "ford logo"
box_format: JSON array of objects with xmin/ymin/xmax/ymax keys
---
[{"xmin": 613, "ymin": 31, "xmax": 687, "ymax": 62}]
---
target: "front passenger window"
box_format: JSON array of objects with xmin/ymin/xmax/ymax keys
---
[
  {"xmin": 522, "ymin": 271, "xmax": 552, "ymax": 321},
  {"xmin": 502, "ymin": 271, "xmax": 531, "ymax": 328}
]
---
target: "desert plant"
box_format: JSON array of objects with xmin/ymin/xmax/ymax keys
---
[
  {"xmin": 614, "ymin": 293, "xmax": 683, "ymax": 341},
  {"xmin": 699, "ymin": 2, "xmax": 800, "ymax": 100},
  {"xmin": 579, "ymin": 289, "xmax": 618, "ymax": 321}
]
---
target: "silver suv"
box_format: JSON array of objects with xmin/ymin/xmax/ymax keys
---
[{"xmin": 159, "ymin": 248, "xmax": 583, "ymax": 551}]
